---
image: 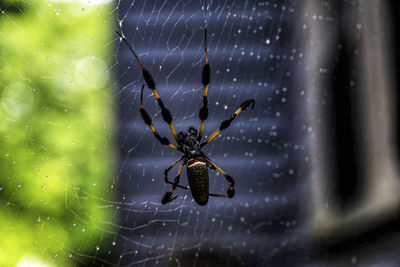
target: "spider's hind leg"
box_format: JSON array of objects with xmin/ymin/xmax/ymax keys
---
[
  {"xmin": 205, "ymin": 158, "xmax": 235, "ymax": 199},
  {"xmin": 164, "ymin": 157, "xmax": 188, "ymax": 190},
  {"xmin": 162, "ymin": 162, "xmax": 185, "ymax": 204}
]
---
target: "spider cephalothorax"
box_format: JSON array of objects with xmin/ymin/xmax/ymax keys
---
[
  {"xmin": 178, "ymin": 127, "xmax": 203, "ymax": 159},
  {"xmin": 117, "ymin": 29, "xmax": 255, "ymax": 205}
]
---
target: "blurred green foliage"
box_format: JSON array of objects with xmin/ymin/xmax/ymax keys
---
[{"xmin": 0, "ymin": 1, "xmax": 116, "ymax": 266}]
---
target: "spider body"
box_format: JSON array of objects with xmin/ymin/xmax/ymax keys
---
[
  {"xmin": 117, "ymin": 29, "xmax": 254, "ymax": 205},
  {"xmin": 176, "ymin": 127, "xmax": 210, "ymax": 205},
  {"xmin": 186, "ymin": 157, "xmax": 209, "ymax": 205}
]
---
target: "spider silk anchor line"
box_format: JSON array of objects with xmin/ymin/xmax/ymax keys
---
[{"xmin": 116, "ymin": 29, "xmax": 255, "ymax": 205}]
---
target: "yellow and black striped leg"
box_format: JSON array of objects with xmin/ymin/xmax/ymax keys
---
[
  {"xmin": 147, "ymin": 82, "xmax": 180, "ymax": 144},
  {"xmin": 164, "ymin": 157, "xmax": 188, "ymax": 189},
  {"xmin": 205, "ymin": 158, "xmax": 235, "ymax": 199},
  {"xmin": 198, "ymin": 28, "xmax": 210, "ymax": 141},
  {"xmin": 162, "ymin": 163, "xmax": 185, "ymax": 204},
  {"xmin": 116, "ymin": 30, "xmax": 180, "ymax": 144},
  {"xmin": 139, "ymin": 85, "xmax": 179, "ymax": 150},
  {"xmin": 201, "ymin": 98, "xmax": 255, "ymax": 147}
]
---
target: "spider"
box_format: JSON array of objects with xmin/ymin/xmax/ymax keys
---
[{"xmin": 116, "ymin": 29, "xmax": 255, "ymax": 205}]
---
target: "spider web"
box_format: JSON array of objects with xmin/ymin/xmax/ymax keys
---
[
  {"xmin": 0, "ymin": 0, "xmax": 307, "ymax": 266},
  {"xmin": 112, "ymin": 0, "xmax": 305, "ymax": 266}
]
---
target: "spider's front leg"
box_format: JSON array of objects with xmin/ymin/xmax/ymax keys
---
[
  {"xmin": 198, "ymin": 28, "xmax": 210, "ymax": 141},
  {"xmin": 116, "ymin": 30, "xmax": 181, "ymax": 143},
  {"xmin": 139, "ymin": 85, "xmax": 179, "ymax": 150},
  {"xmin": 162, "ymin": 162, "xmax": 185, "ymax": 204},
  {"xmin": 201, "ymin": 98, "xmax": 255, "ymax": 147}
]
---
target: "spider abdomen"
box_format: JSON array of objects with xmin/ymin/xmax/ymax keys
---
[{"xmin": 187, "ymin": 158, "xmax": 209, "ymax": 206}]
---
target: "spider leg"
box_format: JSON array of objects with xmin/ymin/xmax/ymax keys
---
[
  {"xmin": 162, "ymin": 162, "xmax": 185, "ymax": 204},
  {"xmin": 205, "ymin": 157, "xmax": 235, "ymax": 198},
  {"xmin": 198, "ymin": 28, "xmax": 210, "ymax": 141},
  {"xmin": 116, "ymin": 30, "xmax": 180, "ymax": 143},
  {"xmin": 201, "ymin": 98, "xmax": 255, "ymax": 147},
  {"xmin": 140, "ymin": 85, "xmax": 179, "ymax": 150},
  {"xmin": 164, "ymin": 157, "xmax": 188, "ymax": 189}
]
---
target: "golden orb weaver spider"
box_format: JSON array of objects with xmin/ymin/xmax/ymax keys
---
[{"xmin": 116, "ymin": 29, "xmax": 255, "ymax": 205}]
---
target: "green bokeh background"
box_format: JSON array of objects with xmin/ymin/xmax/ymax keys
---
[{"xmin": 0, "ymin": 1, "xmax": 116, "ymax": 266}]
